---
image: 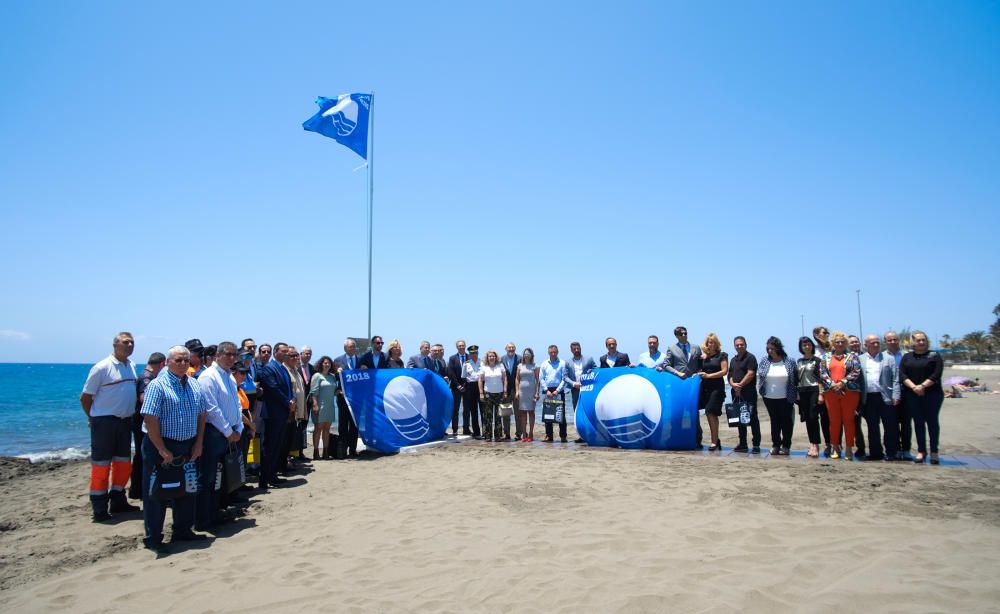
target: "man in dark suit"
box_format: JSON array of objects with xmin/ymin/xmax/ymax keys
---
[
  {"xmin": 429, "ymin": 344, "xmax": 450, "ymax": 380},
  {"xmin": 501, "ymin": 342, "xmax": 521, "ymax": 440},
  {"xmin": 664, "ymin": 325, "xmax": 705, "ymax": 448},
  {"xmin": 447, "ymin": 339, "xmax": 470, "ymax": 436},
  {"xmin": 333, "ymin": 339, "xmax": 360, "ymax": 458},
  {"xmin": 295, "ymin": 345, "xmax": 316, "ymax": 460},
  {"xmin": 568, "ymin": 341, "xmax": 597, "ymax": 443},
  {"xmin": 259, "ymin": 342, "xmax": 294, "ymax": 488},
  {"xmin": 358, "ymin": 335, "xmax": 388, "ymax": 369},
  {"xmin": 598, "ymin": 337, "xmax": 631, "ymax": 368},
  {"xmin": 406, "ymin": 341, "xmax": 434, "ymax": 369}
]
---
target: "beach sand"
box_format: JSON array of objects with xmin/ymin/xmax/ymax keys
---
[{"xmin": 2, "ymin": 370, "xmax": 999, "ymax": 612}]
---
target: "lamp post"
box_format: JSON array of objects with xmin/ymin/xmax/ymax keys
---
[{"xmin": 856, "ymin": 289, "xmax": 863, "ymax": 339}]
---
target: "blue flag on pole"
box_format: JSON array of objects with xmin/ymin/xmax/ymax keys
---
[
  {"xmin": 302, "ymin": 93, "xmax": 371, "ymax": 159},
  {"xmin": 340, "ymin": 368, "xmax": 452, "ymax": 454},
  {"xmin": 575, "ymin": 368, "xmax": 701, "ymax": 450}
]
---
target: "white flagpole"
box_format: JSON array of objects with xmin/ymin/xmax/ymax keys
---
[{"xmin": 366, "ymin": 92, "xmax": 375, "ymax": 340}]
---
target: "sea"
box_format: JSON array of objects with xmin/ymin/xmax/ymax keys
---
[{"xmin": 0, "ymin": 364, "xmax": 114, "ymax": 461}]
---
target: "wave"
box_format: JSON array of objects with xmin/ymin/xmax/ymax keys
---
[{"xmin": 17, "ymin": 447, "xmax": 89, "ymax": 463}]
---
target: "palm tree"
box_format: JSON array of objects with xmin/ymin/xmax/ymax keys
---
[
  {"xmin": 962, "ymin": 331, "xmax": 988, "ymax": 361},
  {"xmin": 939, "ymin": 334, "xmax": 952, "ymax": 350}
]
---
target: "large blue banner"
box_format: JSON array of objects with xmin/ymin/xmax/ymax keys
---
[
  {"xmin": 340, "ymin": 369, "xmax": 452, "ymax": 454},
  {"xmin": 575, "ymin": 368, "xmax": 701, "ymax": 450}
]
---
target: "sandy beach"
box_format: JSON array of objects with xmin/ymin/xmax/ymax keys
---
[{"xmin": 2, "ymin": 370, "xmax": 999, "ymax": 613}]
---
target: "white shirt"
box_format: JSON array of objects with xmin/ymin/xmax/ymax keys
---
[
  {"xmin": 604, "ymin": 354, "xmax": 620, "ymax": 367},
  {"xmin": 864, "ymin": 353, "xmax": 883, "ymax": 393},
  {"xmin": 480, "ymin": 363, "xmax": 506, "ymax": 394},
  {"xmin": 637, "ymin": 351, "xmax": 666, "ymax": 368},
  {"xmin": 464, "ymin": 359, "xmax": 481, "ymax": 383},
  {"xmin": 82, "ymin": 355, "xmax": 137, "ymax": 418},
  {"xmin": 199, "ymin": 363, "xmax": 243, "ymax": 437},
  {"xmin": 763, "ymin": 362, "xmax": 788, "ymax": 399},
  {"xmin": 572, "ymin": 358, "xmax": 585, "ymax": 381}
]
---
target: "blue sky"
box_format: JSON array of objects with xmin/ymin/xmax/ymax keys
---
[{"xmin": 1, "ymin": 0, "xmax": 998, "ymax": 364}]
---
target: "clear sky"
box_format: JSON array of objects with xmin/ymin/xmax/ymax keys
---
[{"xmin": 1, "ymin": 0, "xmax": 998, "ymax": 364}]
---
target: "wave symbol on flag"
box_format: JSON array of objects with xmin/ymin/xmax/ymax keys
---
[
  {"xmin": 594, "ymin": 374, "xmax": 661, "ymax": 444},
  {"xmin": 321, "ymin": 96, "xmax": 359, "ymax": 137},
  {"xmin": 382, "ymin": 376, "xmax": 431, "ymax": 441}
]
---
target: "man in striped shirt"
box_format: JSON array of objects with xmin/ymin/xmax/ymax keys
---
[{"xmin": 140, "ymin": 345, "xmax": 207, "ymax": 554}]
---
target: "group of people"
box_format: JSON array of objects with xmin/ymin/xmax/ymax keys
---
[{"xmin": 80, "ymin": 326, "xmax": 946, "ymax": 554}]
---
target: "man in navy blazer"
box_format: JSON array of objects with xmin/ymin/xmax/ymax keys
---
[
  {"xmin": 568, "ymin": 341, "xmax": 597, "ymax": 443},
  {"xmin": 259, "ymin": 342, "xmax": 294, "ymax": 488},
  {"xmin": 358, "ymin": 335, "xmax": 388, "ymax": 369},
  {"xmin": 598, "ymin": 337, "xmax": 631, "ymax": 368},
  {"xmin": 333, "ymin": 339, "xmax": 361, "ymax": 458},
  {"xmin": 501, "ymin": 342, "xmax": 521, "ymax": 439},
  {"xmin": 446, "ymin": 339, "xmax": 470, "ymax": 436}
]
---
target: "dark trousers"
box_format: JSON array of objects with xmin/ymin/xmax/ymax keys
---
[
  {"xmin": 196, "ymin": 426, "xmax": 228, "ymax": 531},
  {"xmin": 482, "ymin": 392, "xmax": 504, "ymax": 439},
  {"xmin": 897, "ymin": 400, "xmax": 913, "ymax": 453},
  {"xmin": 854, "ymin": 410, "xmax": 866, "ymax": 453},
  {"xmin": 337, "ymin": 394, "xmax": 358, "ymax": 455},
  {"xmin": 141, "ymin": 436, "xmax": 196, "ymax": 547},
  {"xmin": 763, "ymin": 397, "xmax": 794, "ymax": 449},
  {"xmin": 797, "ymin": 386, "xmax": 822, "ymax": 444},
  {"xmin": 819, "ymin": 402, "xmax": 831, "ymax": 446},
  {"xmin": 129, "ymin": 412, "xmax": 145, "ymax": 499},
  {"xmin": 261, "ymin": 413, "xmax": 289, "ymax": 486},
  {"xmin": 906, "ymin": 388, "xmax": 944, "ymax": 454},
  {"xmin": 451, "ymin": 385, "xmax": 465, "ymax": 433},
  {"xmin": 462, "ymin": 384, "xmax": 482, "ymax": 436},
  {"xmin": 543, "ymin": 388, "xmax": 567, "ymax": 440},
  {"xmin": 733, "ymin": 391, "xmax": 761, "ymax": 448},
  {"xmin": 862, "ymin": 394, "xmax": 898, "ymax": 460}
]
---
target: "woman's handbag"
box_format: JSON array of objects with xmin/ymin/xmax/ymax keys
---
[
  {"xmin": 499, "ymin": 400, "xmax": 515, "ymax": 417},
  {"xmin": 150, "ymin": 456, "xmax": 199, "ymax": 501}
]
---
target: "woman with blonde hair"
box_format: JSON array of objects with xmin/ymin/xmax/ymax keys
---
[
  {"xmin": 900, "ymin": 331, "xmax": 945, "ymax": 464},
  {"xmin": 479, "ymin": 349, "xmax": 508, "ymax": 442},
  {"xmin": 696, "ymin": 333, "xmax": 728, "ymax": 451},
  {"xmin": 385, "ymin": 339, "xmax": 405, "ymax": 368},
  {"xmin": 821, "ymin": 331, "xmax": 862, "ymax": 459}
]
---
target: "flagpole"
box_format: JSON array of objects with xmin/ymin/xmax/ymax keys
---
[{"xmin": 366, "ymin": 92, "xmax": 375, "ymax": 341}]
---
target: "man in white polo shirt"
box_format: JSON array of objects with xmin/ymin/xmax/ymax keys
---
[{"xmin": 80, "ymin": 332, "xmax": 140, "ymax": 522}]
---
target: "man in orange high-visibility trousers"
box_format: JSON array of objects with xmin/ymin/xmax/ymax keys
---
[{"xmin": 80, "ymin": 332, "xmax": 141, "ymax": 522}]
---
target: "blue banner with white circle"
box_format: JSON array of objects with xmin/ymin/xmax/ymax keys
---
[
  {"xmin": 340, "ymin": 369, "xmax": 453, "ymax": 454},
  {"xmin": 575, "ymin": 368, "xmax": 701, "ymax": 450}
]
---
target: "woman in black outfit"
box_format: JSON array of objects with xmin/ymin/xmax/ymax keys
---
[
  {"xmin": 697, "ymin": 333, "xmax": 729, "ymax": 451},
  {"xmin": 796, "ymin": 337, "xmax": 824, "ymax": 458},
  {"xmin": 899, "ymin": 331, "xmax": 945, "ymax": 464}
]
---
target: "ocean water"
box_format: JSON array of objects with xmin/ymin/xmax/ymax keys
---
[{"xmin": 0, "ymin": 363, "xmax": 142, "ymax": 461}]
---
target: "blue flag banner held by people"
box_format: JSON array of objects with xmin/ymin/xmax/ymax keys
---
[
  {"xmin": 302, "ymin": 93, "xmax": 372, "ymax": 159},
  {"xmin": 340, "ymin": 368, "xmax": 453, "ymax": 454},
  {"xmin": 575, "ymin": 369, "xmax": 701, "ymax": 450}
]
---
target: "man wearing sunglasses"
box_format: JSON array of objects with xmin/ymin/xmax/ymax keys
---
[
  {"xmin": 665, "ymin": 326, "xmax": 705, "ymax": 448},
  {"xmin": 359, "ymin": 335, "xmax": 389, "ymax": 369}
]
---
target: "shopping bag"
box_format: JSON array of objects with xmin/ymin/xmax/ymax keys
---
[
  {"xmin": 724, "ymin": 402, "xmax": 741, "ymax": 428},
  {"xmin": 150, "ymin": 456, "xmax": 199, "ymax": 501},
  {"xmin": 223, "ymin": 443, "xmax": 246, "ymax": 493},
  {"xmin": 542, "ymin": 399, "xmax": 564, "ymax": 422},
  {"xmin": 737, "ymin": 399, "xmax": 752, "ymax": 425}
]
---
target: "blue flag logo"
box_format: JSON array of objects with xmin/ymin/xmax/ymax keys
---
[
  {"xmin": 302, "ymin": 94, "xmax": 371, "ymax": 159},
  {"xmin": 575, "ymin": 369, "xmax": 701, "ymax": 450},
  {"xmin": 340, "ymin": 369, "xmax": 452, "ymax": 453}
]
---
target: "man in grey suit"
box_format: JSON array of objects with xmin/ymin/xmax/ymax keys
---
[
  {"xmin": 859, "ymin": 334, "xmax": 901, "ymax": 461},
  {"xmin": 568, "ymin": 341, "xmax": 596, "ymax": 443},
  {"xmin": 406, "ymin": 341, "xmax": 434, "ymax": 369},
  {"xmin": 664, "ymin": 326, "xmax": 704, "ymax": 448}
]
